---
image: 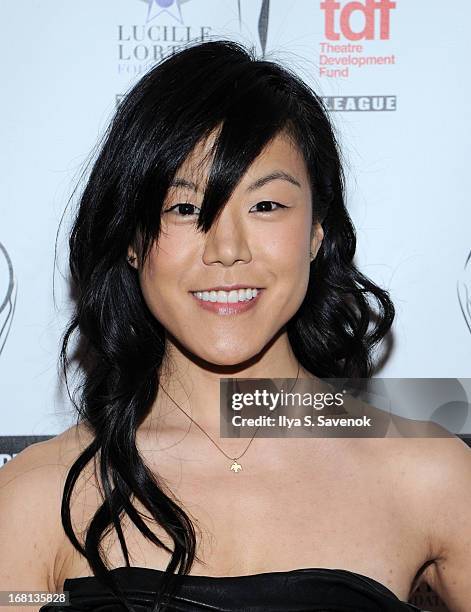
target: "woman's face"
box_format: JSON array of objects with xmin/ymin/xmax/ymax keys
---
[{"xmin": 130, "ymin": 130, "xmax": 323, "ymax": 366}]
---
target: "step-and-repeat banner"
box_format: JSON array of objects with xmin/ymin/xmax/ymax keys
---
[{"xmin": 1, "ymin": 2, "xmax": 470, "ymax": 609}]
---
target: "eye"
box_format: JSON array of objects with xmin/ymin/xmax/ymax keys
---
[
  {"xmin": 163, "ymin": 200, "xmax": 287, "ymax": 218},
  {"xmin": 163, "ymin": 203, "xmax": 201, "ymax": 217},
  {"xmin": 249, "ymin": 201, "xmax": 287, "ymax": 213}
]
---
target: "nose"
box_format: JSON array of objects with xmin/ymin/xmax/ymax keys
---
[{"xmin": 202, "ymin": 205, "xmax": 252, "ymax": 267}]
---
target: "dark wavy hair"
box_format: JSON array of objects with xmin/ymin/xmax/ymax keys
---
[{"xmin": 59, "ymin": 39, "xmax": 395, "ymax": 611}]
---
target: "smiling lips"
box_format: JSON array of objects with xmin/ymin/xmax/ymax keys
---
[{"xmin": 190, "ymin": 287, "xmax": 263, "ymax": 314}]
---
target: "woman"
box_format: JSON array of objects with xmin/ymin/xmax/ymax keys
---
[{"xmin": 1, "ymin": 40, "xmax": 470, "ymax": 612}]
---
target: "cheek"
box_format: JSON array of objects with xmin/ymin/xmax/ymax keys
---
[
  {"xmin": 138, "ymin": 237, "xmax": 191, "ymax": 320},
  {"xmin": 261, "ymin": 218, "xmax": 312, "ymax": 295}
]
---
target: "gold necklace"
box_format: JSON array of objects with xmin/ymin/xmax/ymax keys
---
[{"xmin": 158, "ymin": 363, "xmax": 301, "ymax": 473}]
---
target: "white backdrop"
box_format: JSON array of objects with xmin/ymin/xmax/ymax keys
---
[{"xmin": 1, "ymin": 0, "xmax": 470, "ymax": 438}]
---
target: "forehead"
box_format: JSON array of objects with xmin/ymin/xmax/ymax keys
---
[{"xmin": 176, "ymin": 129, "xmax": 309, "ymax": 188}]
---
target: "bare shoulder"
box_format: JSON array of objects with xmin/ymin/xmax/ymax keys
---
[
  {"xmin": 405, "ymin": 429, "xmax": 471, "ymax": 610},
  {"xmin": 0, "ymin": 422, "xmax": 95, "ymax": 490},
  {"xmin": 380, "ymin": 420, "xmax": 471, "ymax": 506},
  {"xmin": 363, "ymin": 420, "xmax": 471, "ymax": 514},
  {"xmin": 362, "ymin": 423, "xmax": 471, "ymax": 609},
  {"xmin": 0, "ymin": 423, "xmax": 95, "ymax": 597}
]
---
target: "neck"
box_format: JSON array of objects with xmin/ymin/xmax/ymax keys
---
[{"xmin": 138, "ymin": 328, "xmax": 314, "ymax": 457}]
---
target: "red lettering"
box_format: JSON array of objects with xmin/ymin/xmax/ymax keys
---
[
  {"xmin": 320, "ymin": 0, "xmax": 396, "ymax": 41},
  {"xmin": 377, "ymin": 0, "xmax": 396, "ymax": 39},
  {"xmin": 320, "ymin": 0, "xmax": 341, "ymax": 40},
  {"xmin": 340, "ymin": 0, "xmax": 374, "ymax": 41}
]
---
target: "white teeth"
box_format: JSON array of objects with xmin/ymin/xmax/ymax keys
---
[{"xmin": 193, "ymin": 288, "xmax": 259, "ymax": 303}]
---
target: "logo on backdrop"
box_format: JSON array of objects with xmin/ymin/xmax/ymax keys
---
[
  {"xmin": 321, "ymin": 94, "xmax": 396, "ymax": 111},
  {"xmin": 117, "ymin": 2, "xmax": 394, "ymax": 112},
  {"xmin": 118, "ymin": 0, "xmax": 211, "ymax": 77},
  {"xmin": 117, "ymin": 0, "xmax": 271, "ymax": 103},
  {"xmin": 0, "ymin": 241, "xmax": 17, "ymax": 359},
  {"xmin": 139, "ymin": 0, "xmax": 194, "ymax": 25},
  {"xmin": 457, "ymin": 249, "xmax": 471, "ymax": 337},
  {"xmin": 318, "ymin": 0, "xmax": 397, "ymax": 81},
  {"xmin": 135, "ymin": 0, "xmax": 271, "ymax": 54},
  {"xmin": 321, "ymin": 0, "xmax": 395, "ymax": 41}
]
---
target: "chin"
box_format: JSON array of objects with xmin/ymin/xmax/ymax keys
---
[{"xmin": 193, "ymin": 339, "xmax": 265, "ymax": 369}]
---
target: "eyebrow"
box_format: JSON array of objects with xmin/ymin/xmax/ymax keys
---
[{"xmin": 169, "ymin": 170, "xmax": 302, "ymax": 193}]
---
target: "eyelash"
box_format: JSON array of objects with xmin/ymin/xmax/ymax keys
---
[{"xmin": 163, "ymin": 201, "xmax": 288, "ymax": 217}]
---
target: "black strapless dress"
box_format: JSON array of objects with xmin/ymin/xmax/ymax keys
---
[{"xmin": 39, "ymin": 566, "xmax": 423, "ymax": 611}]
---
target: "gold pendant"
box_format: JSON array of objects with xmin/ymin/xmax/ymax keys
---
[{"xmin": 230, "ymin": 460, "xmax": 242, "ymax": 473}]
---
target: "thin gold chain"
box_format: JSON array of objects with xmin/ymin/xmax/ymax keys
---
[{"xmin": 158, "ymin": 363, "xmax": 301, "ymax": 462}]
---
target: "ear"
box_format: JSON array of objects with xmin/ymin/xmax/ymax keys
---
[
  {"xmin": 310, "ymin": 222, "xmax": 324, "ymax": 262},
  {"xmin": 127, "ymin": 246, "xmax": 138, "ymax": 269}
]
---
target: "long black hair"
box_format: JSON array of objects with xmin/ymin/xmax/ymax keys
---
[{"xmin": 59, "ymin": 39, "xmax": 395, "ymax": 611}]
